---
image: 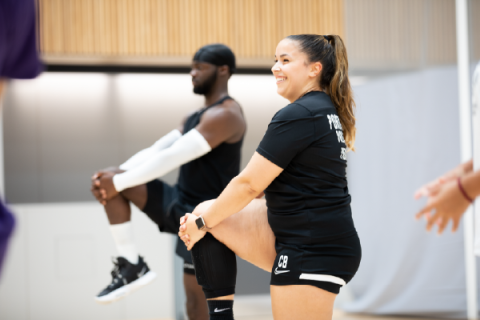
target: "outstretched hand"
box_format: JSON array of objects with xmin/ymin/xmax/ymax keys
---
[
  {"xmin": 415, "ymin": 178, "xmax": 471, "ymax": 234},
  {"xmin": 414, "ymin": 162, "xmax": 470, "ymax": 199},
  {"xmin": 414, "ymin": 177, "xmax": 448, "ymax": 200},
  {"xmin": 179, "ymin": 213, "xmax": 206, "ymax": 251}
]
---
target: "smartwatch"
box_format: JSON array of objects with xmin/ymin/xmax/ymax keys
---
[{"xmin": 195, "ymin": 216, "xmax": 210, "ymax": 231}]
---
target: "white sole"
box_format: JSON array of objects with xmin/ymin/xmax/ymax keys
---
[{"xmin": 94, "ymin": 271, "xmax": 157, "ymax": 305}]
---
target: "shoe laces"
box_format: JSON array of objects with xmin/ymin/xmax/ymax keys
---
[{"xmin": 109, "ymin": 258, "xmax": 127, "ymax": 287}]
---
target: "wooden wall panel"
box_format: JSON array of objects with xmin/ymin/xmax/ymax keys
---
[
  {"xmin": 472, "ymin": 0, "xmax": 480, "ymax": 62},
  {"xmin": 39, "ymin": 0, "xmax": 344, "ymax": 66},
  {"xmin": 38, "ymin": 0, "xmax": 479, "ymax": 69},
  {"xmin": 345, "ymin": 0, "xmax": 480, "ymax": 70}
]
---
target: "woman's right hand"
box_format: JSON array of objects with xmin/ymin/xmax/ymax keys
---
[
  {"xmin": 414, "ymin": 162, "xmax": 471, "ymax": 199},
  {"xmin": 179, "ymin": 213, "xmax": 207, "ymax": 250}
]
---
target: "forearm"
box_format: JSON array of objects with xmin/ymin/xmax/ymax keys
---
[
  {"xmin": 113, "ymin": 129, "xmax": 210, "ymax": 192},
  {"xmin": 461, "ymin": 169, "xmax": 480, "ymax": 200},
  {"xmin": 119, "ymin": 129, "xmax": 182, "ymax": 170},
  {"xmin": 114, "ymin": 148, "xmax": 179, "ymax": 191},
  {"xmin": 202, "ymin": 175, "xmax": 261, "ymax": 229}
]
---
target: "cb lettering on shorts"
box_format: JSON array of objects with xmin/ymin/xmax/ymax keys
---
[
  {"xmin": 278, "ymin": 255, "xmax": 288, "ymax": 268},
  {"xmin": 274, "ymin": 255, "xmax": 290, "ymax": 275}
]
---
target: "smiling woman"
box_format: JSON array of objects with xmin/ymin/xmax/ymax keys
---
[{"xmin": 179, "ymin": 34, "xmax": 360, "ymax": 320}]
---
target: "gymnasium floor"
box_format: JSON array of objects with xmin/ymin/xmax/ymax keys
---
[
  {"xmin": 154, "ymin": 295, "xmax": 443, "ymax": 320},
  {"xmin": 235, "ymin": 311, "xmax": 440, "ymax": 320},
  {"xmin": 144, "ymin": 311, "xmax": 440, "ymax": 320}
]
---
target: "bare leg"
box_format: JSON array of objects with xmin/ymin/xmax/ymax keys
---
[
  {"xmin": 271, "ymin": 285, "xmax": 336, "ymax": 320},
  {"xmin": 103, "ymin": 184, "xmax": 148, "ymax": 224},
  {"xmin": 110, "ymin": 185, "xmax": 209, "ymax": 319},
  {"xmin": 184, "ymin": 273, "xmax": 209, "ymax": 320},
  {"xmin": 193, "ymin": 199, "xmax": 276, "ymax": 272}
]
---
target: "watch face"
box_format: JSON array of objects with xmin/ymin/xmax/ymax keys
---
[{"xmin": 195, "ymin": 217, "xmax": 204, "ymax": 230}]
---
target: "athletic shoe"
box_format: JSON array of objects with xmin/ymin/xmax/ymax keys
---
[{"xmin": 95, "ymin": 256, "xmax": 157, "ymax": 304}]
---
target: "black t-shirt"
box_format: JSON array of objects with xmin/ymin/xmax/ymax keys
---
[{"xmin": 256, "ymin": 91, "xmax": 356, "ymax": 245}]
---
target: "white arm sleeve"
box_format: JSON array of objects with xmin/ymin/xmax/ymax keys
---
[
  {"xmin": 119, "ymin": 129, "xmax": 182, "ymax": 170},
  {"xmin": 113, "ymin": 129, "xmax": 211, "ymax": 192}
]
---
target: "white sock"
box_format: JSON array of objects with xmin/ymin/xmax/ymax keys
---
[{"xmin": 110, "ymin": 221, "xmax": 139, "ymax": 265}]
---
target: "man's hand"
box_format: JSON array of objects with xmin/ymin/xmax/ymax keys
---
[
  {"xmin": 415, "ymin": 178, "xmax": 471, "ymax": 234},
  {"xmin": 94, "ymin": 171, "xmax": 119, "ymax": 201},
  {"xmin": 90, "ymin": 167, "xmax": 123, "ymax": 205},
  {"xmin": 91, "ymin": 171, "xmax": 106, "ymax": 205}
]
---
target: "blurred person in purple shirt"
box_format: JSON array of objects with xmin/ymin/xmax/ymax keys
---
[{"xmin": 0, "ymin": 0, "xmax": 42, "ymax": 276}]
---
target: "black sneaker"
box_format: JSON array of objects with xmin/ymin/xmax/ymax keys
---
[{"xmin": 95, "ymin": 256, "xmax": 157, "ymax": 304}]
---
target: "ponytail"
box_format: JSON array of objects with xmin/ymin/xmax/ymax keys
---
[
  {"xmin": 287, "ymin": 34, "xmax": 356, "ymax": 150},
  {"xmin": 327, "ymin": 35, "xmax": 356, "ymax": 151}
]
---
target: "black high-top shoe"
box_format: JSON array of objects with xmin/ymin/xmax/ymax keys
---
[{"xmin": 95, "ymin": 256, "xmax": 157, "ymax": 304}]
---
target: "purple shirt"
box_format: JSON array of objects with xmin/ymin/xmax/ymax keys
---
[
  {"xmin": 0, "ymin": 0, "xmax": 43, "ymax": 79},
  {"xmin": 0, "ymin": 201, "xmax": 15, "ymax": 275},
  {"xmin": 0, "ymin": 0, "xmax": 42, "ymax": 275}
]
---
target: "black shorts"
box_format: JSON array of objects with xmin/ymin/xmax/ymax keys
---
[
  {"xmin": 142, "ymin": 179, "xmax": 195, "ymax": 274},
  {"xmin": 270, "ymin": 234, "xmax": 361, "ymax": 294}
]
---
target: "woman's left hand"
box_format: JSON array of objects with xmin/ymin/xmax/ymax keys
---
[{"xmin": 179, "ymin": 213, "xmax": 206, "ymax": 250}]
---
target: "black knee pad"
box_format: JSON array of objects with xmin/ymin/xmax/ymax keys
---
[{"xmin": 191, "ymin": 233, "xmax": 237, "ymax": 299}]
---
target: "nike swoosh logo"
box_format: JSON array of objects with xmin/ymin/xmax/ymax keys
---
[
  {"xmin": 214, "ymin": 308, "xmax": 230, "ymax": 312},
  {"xmin": 274, "ymin": 267, "xmax": 290, "ymax": 275},
  {"xmin": 137, "ymin": 267, "xmax": 147, "ymax": 278}
]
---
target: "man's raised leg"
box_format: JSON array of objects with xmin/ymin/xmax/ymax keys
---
[{"xmin": 95, "ymin": 184, "xmax": 156, "ymax": 304}]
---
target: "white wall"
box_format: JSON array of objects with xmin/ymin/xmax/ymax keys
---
[
  {"xmin": 344, "ymin": 65, "xmax": 480, "ymax": 318},
  {"xmin": 0, "ymin": 202, "xmax": 175, "ymax": 320}
]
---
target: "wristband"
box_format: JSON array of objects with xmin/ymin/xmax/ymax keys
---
[{"xmin": 457, "ymin": 177, "xmax": 473, "ymax": 203}]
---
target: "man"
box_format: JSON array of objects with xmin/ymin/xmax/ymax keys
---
[
  {"xmin": 0, "ymin": 0, "xmax": 43, "ymax": 277},
  {"xmin": 91, "ymin": 44, "xmax": 245, "ymax": 320}
]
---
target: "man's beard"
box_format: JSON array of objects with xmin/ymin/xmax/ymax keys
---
[{"xmin": 193, "ymin": 70, "xmax": 217, "ymax": 95}]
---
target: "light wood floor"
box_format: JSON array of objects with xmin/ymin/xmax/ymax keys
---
[
  {"xmin": 233, "ymin": 310, "xmax": 442, "ymax": 320},
  {"xmin": 141, "ymin": 295, "xmax": 446, "ymax": 320},
  {"xmin": 143, "ymin": 311, "xmax": 442, "ymax": 320}
]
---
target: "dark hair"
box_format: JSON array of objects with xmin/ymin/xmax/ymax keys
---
[
  {"xmin": 193, "ymin": 43, "xmax": 236, "ymax": 75},
  {"xmin": 287, "ymin": 34, "xmax": 356, "ymax": 150}
]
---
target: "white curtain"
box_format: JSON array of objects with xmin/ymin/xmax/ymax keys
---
[{"xmin": 345, "ymin": 65, "xmax": 479, "ymax": 318}]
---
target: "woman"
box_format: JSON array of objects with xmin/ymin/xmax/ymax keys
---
[{"xmin": 179, "ymin": 34, "xmax": 361, "ymax": 320}]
